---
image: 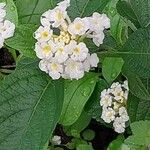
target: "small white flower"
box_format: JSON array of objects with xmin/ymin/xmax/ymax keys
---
[
  {"xmin": 83, "ymin": 56, "xmax": 91, "ymax": 72},
  {"xmin": 51, "ymin": 135, "xmax": 61, "ymax": 145},
  {"xmin": 0, "ymin": 2, "xmax": 6, "ymax": 8},
  {"xmin": 39, "ymin": 59, "xmax": 49, "ymax": 73},
  {"xmin": 100, "ymin": 95, "xmax": 112, "ymax": 107},
  {"xmin": 89, "ymin": 53, "xmax": 99, "ymax": 67},
  {"xmin": 35, "ymin": 41, "xmax": 55, "ymax": 59},
  {"xmin": 92, "ymin": 31, "xmax": 105, "ymax": 47},
  {"xmin": 47, "ymin": 59, "xmax": 63, "ymax": 80},
  {"xmin": 57, "ymin": 0, "xmax": 70, "ymax": 11},
  {"xmin": 68, "ymin": 17, "xmax": 89, "ymax": 36},
  {"xmin": 101, "ymin": 107, "xmax": 116, "ymax": 123},
  {"xmin": 83, "ymin": 53, "xmax": 99, "ymax": 71},
  {"xmin": 0, "ymin": 20, "xmax": 15, "ymax": 39},
  {"xmin": 88, "ymin": 13, "xmax": 110, "ymax": 33},
  {"xmin": 34, "ymin": 26, "xmax": 53, "ymax": 42},
  {"xmin": 119, "ymin": 107, "xmax": 129, "ymax": 122},
  {"xmin": 123, "ymin": 80, "xmax": 129, "ymax": 91},
  {"xmin": 55, "ymin": 42, "xmax": 68, "ymax": 63},
  {"xmin": 41, "ymin": 11, "xmax": 51, "ymax": 27},
  {"xmin": 70, "ymin": 41, "xmax": 89, "ymax": 61},
  {"xmin": 49, "ymin": 7, "xmax": 67, "ymax": 28},
  {"xmin": 0, "ymin": 3, "xmax": 6, "ymax": 22},
  {"xmin": 65, "ymin": 59, "xmax": 84, "ymax": 79},
  {"xmin": 0, "ymin": 35, "xmax": 4, "ymax": 48},
  {"xmin": 113, "ymin": 117, "xmax": 126, "ymax": 133},
  {"xmin": 111, "ymin": 82, "xmax": 120, "ymax": 89}
]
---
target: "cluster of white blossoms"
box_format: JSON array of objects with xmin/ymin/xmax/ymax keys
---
[
  {"xmin": 100, "ymin": 81, "xmax": 129, "ymax": 133},
  {"xmin": 34, "ymin": 0, "xmax": 110, "ymax": 80},
  {"xmin": 51, "ymin": 135, "xmax": 61, "ymax": 145},
  {"xmin": 0, "ymin": 3, "xmax": 15, "ymax": 49}
]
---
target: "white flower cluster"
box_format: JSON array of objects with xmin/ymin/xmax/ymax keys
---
[
  {"xmin": 51, "ymin": 135, "xmax": 61, "ymax": 145},
  {"xmin": 100, "ymin": 81, "xmax": 129, "ymax": 133},
  {"xmin": 0, "ymin": 3, "xmax": 15, "ymax": 49},
  {"xmin": 34, "ymin": 0, "xmax": 110, "ymax": 80}
]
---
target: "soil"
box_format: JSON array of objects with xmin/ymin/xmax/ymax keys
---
[{"xmin": 0, "ymin": 48, "xmax": 14, "ymax": 67}]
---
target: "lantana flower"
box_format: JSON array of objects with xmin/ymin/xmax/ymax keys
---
[
  {"xmin": 100, "ymin": 81, "xmax": 129, "ymax": 133},
  {"xmin": 0, "ymin": 3, "xmax": 15, "ymax": 49},
  {"xmin": 34, "ymin": 0, "xmax": 110, "ymax": 80}
]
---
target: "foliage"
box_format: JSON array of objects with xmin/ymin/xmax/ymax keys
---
[{"xmin": 0, "ymin": 0, "xmax": 150, "ymax": 149}]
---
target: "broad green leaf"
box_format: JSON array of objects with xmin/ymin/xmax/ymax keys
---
[
  {"xmin": 0, "ymin": 66, "xmax": 64, "ymax": 149},
  {"xmin": 5, "ymin": 24, "xmax": 37, "ymax": 58},
  {"xmin": 118, "ymin": 26, "xmax": 150, "ymax": 78},
  {"xmin": 85, "ymin": 79, "xmax": 108, "ymax": 122},
  {"xmin": 68, "ymin": 0, "xmax": 110, "ymax": 19},
  {"xmin": 0, "ymin": 0, "xmax": 18, "ymax": 25},
  {"xmin": 117, "ymin": 0, "xmax": 150, "ymax": 28},
  {"xmin": 16, "ymin": 57, "xmax": 39, "ymax": 69},
  {"xmin": 116, "ymin": 0, "xmax": 140, "ymax": 28},
  {"xmin": 123, "ymin": 69, "xmax": 150, "ymax": 100},
  {"xmin": 5, "ymin": 0, "xmax": 18, "ymax": 25},
  {"xmin": 64, "ymin": 111, "xmax": 91, "ymax": 138},
  {"xmin": 125, "ymin": 121, "xmax": 150, "ymax": 148},
  {"xmin": 107, "ymin": 135, "xmax": 125, "ymax": 150},
  {"xmin": 130, "ymin": 0, "xmax": 150, "ymax": 28},
  {"xmin": 102, "ymin": 57, "xmax": 124, "ymax": 84},
  {"xmin": 76, "ymin": 144, "xmax": 94, "ymax": 150},
  {"xmin": 127, "ymin": 94, "xmax": 150, "ymax": 122},
  {"xmin": 15, "ymin": 0, "xmax": 61, "ymax": 24},
  {"xmin": 60, "ymin": 73, "xmax": 98, "ymax": 126},
  {"xmin": 104, "ymin": 0, "xmax": 128, "ymax": 45}
]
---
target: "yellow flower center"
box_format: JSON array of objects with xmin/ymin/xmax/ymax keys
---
[
  {"xmin": 75, "ymin": 23, "xmax": 83, "ymax": 30},
  {"xmin": 51, "ymin": 63, "xmax": 58, "ymax": 71},
  {"xmin": 55, "ymin": 10, "xmax": 63, "ymax": 21},
  {"xmin": 43, "ymin": 45, "xmax": 51, "ymax": 54},
  {"xmin": 73, "ymin": 47, "xmax": 80, "ymax": 54},
  {"xmin": 106, "ymin": 111, "xmax": 113, "ymax": 117},
  {"xmin": 58, "ymin": 47, "xmax": 64, "ymax": 53},
  {"xmin": 57, "ymin": 31, "xmax": 71, "ymax": 44},
  {"xmin": 41, "ymin": 31, "xmax": 49, "ymax": 39}
]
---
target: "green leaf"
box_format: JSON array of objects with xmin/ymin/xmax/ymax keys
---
[
  {"xmin": 64, "ymin": 111, "xmax": 91, "ymax": 138},
  {"xmin": 102, "ymin": 57, "xmax": 124, "ymax": 84},
  {"xmin": 123, "ymin": 69, "xmax": 150, "ymax": 100},
  {"xmin": 5, "ymin": 0, "xmax": 18, "ymax": 25},
  {"xmin": 66, "ymin": 138, "xmax": 87, "ymax": 150},
  {"xmin": 60, "ymin": 73, "xmax": 98, "ymax": 126},
  {"xmin": 125, "ymin": 121, "xmax": 150, "ymax": 148},
  {"xmin": 0, "ymin": 66, "xmax": 64, "ymax": 149},
  {"xmin": 117, "ymin": 0, "xmax": 150, "ymax": 28},
  {"xmin": 127, "ymin": 94, "xmax": 150, "ymax": 122},
  {"xmin": 130, "ymin": 0, "xmax": 150, "ymax": 28},
  {"xmin": 68, "ymin": 0, "xmax": 110, "ymax": 20},
  {"xmin": 76, "ymin": 144, "xmax": 94, "ymax": 150},
  {"xmin": 15, "ymin": 0, "xmax": 61, "ymax": 24},
  {"xmin": 85, "ymin": 79, "xmax": 108, "ymax": 122},
  {"xmin": 82, "ymin": 129, "xmax": 95, "ymax": 141},
  {"xmin": 104, "ymin": 0, "xmax": 128, "ymax": 45},
  {"xmin": 118, "ymin": 26, "xmax": 150, "ymax": 78},
  {"xmin": 107, "ymin": 135, "xmax": 125, "ymax": 150},
  {"xmin": 5, "ymin": 24, "xmax": 37, "ymax": 58},
  {"xmin": 116, "ymin": 0, "xmax": 140, "ymax": 28}
]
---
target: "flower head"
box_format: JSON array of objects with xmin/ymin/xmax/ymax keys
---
[
  {"xmin": 100, "ymin": 81, "xmax": 129, "ymax": 133},
  {"xmin": 34, "ymin": 0, "xmax": 111, "ymax": 80}
]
